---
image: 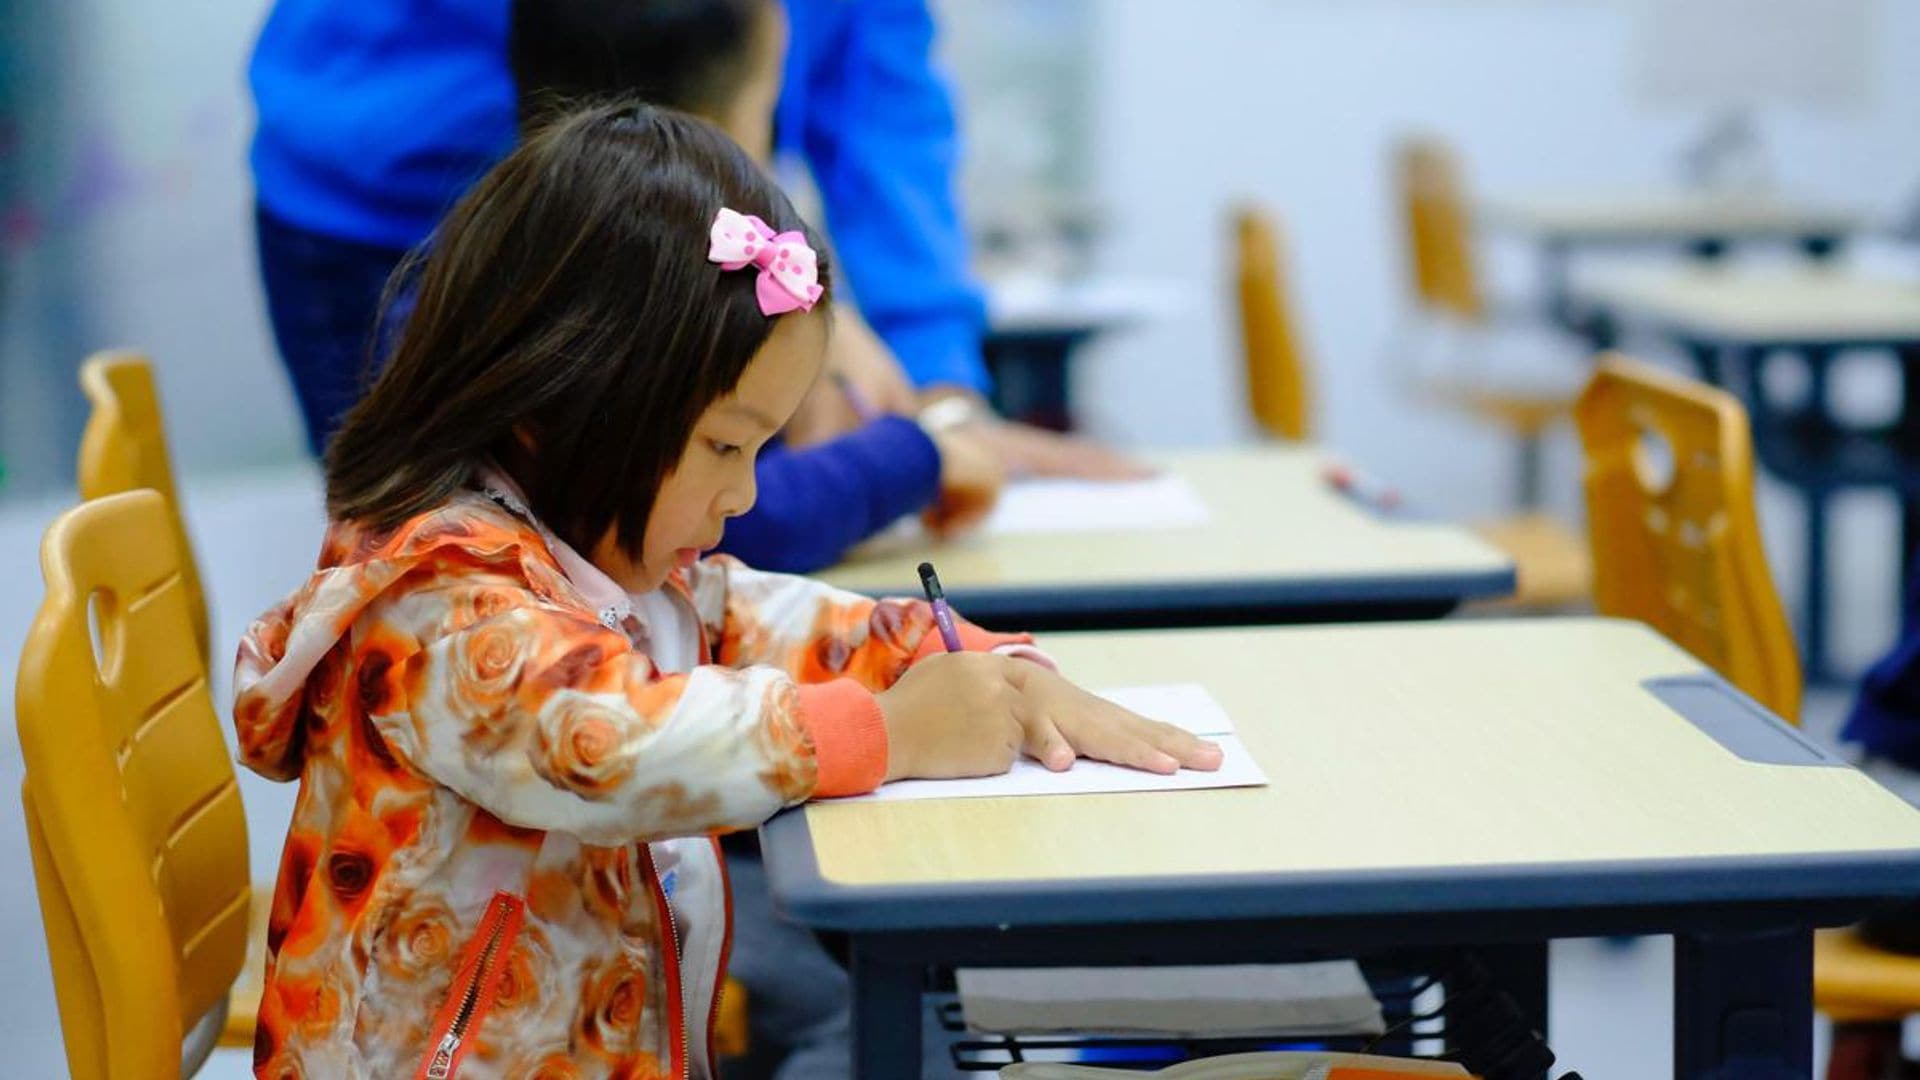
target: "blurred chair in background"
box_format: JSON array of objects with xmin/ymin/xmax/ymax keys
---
[{"xmin": 1237, "ymin": 204, "xmax": 1588, "ymax": 606}]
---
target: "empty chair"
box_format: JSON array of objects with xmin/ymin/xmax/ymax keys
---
[{"xmin": 18, "ymin": 490, "xmax": 252, "ymax": 1077}]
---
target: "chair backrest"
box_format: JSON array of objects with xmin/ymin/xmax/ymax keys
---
[
  {"xmin": 17, "ymin": 490, "xmax": 251, "ymax": 1079},
  {"xmin": 1233, "ymin": 206, "xmax": 1315, "ymax": 442},
  {"xmin": 1575, "ymin": 356, "xmax": 1802, "ymax": 722},
  {"xmin": 77, "ymin": 351, "xmax": 209, "ymax": 662},
  {"xmin": 1395, "ymin": 137, "xmax": 1486, "ymax": 323}
]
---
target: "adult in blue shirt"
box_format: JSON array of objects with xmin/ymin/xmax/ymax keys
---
[{"xmin": 251, "ymin": 0, "xmax": 1131, "ymax": 480}]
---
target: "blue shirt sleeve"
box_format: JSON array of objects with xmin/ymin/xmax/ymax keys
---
[
  {"xmin": 778, "ymin": 0, "xmax": 991, "ymax": 395},
  {"xmin": 713, "ymin": 416, "xmax": 943, "ymax": 573}
]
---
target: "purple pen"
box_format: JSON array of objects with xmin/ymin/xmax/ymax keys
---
[{"xmin": 918, "ymin": 561, "xmax": 965, "ymax": 652}]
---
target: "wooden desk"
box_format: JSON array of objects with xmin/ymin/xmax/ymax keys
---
[
  {"xmin": 762, "ymin": 617, "xmax": 1920, "ymax": 1078},
  {"xmin": 1577, "ymin": 268, "xmax": 1920, "ymax": 348},
  {"xmin": 1479, "ymin": 190, "xmax": 1859, "ymax": 335},
  {"xmin": 819, "ymin": 447, "xmax": 1515, "ymax": 630},
  {"xmin": 1575, "ymin": 267, "xmax": 1920, "ymax": 681},
  {"xmin": 1480, "ymin": 192, "xmax": 1859, "ymax": 250}
]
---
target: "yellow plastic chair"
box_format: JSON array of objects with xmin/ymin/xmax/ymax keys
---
[
  {"xmin": 1234, "ymin": 207, "xmax": 1313, "ymax": 443},
  {"xmin": 1237, "ymin": 203, "xmax": 1586, "ymax": 605},
  {"xmin": 17, "ymin": 490, "xmax": 252, "ymax": 1078},
  {"xmin": 1394, "ymin": 137, "xmax": 1583, "ymax": 512},
  {"xmin": 78, "ymin": 351, "xmax": 209, "ymax": 663},
  {"xmin": 1573, "ymin": 356, "xmax": 1800, "ymax": 721},
  {"xmin": 75, "ymin": 350, "xmax": 266, "ymax": 1049},
  {"xmin": 1392, "ymin": 143, "xmax": 1591, "ymax": 606},
  {"xmin": 1575, "ymin": 358, "xmax": 1915, "ymax": 1076},
  {"xmin": 1817, "ymin": 928, "xmax": 1920, "ymax": 1078}
]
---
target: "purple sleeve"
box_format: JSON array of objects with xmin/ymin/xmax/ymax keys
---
[{"xmin": 713, "ymin": 416, "xmax": 942, "ymax": 573}]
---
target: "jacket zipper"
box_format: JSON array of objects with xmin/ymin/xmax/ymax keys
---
[
  {"xmin": 689, "ymin": 588, "xmax": 732, "ymax": 1074},
  {"xmin": 642, "ymin": 846, "xmax": 690, "ymax": 1079},
  {"xmin": 416, "ymin": 892, "xmax": 525, "ymax": 1080},
  {"xmin": 707, "ymin": 838, "xmax": 734, "ymax": 1069},
  {"xmin": 668, "ymin": 576, "xmax": 722, "ymax": 1077}
]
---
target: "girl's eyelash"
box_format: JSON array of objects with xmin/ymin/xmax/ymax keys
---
[{"xmin": 711, "ymin": 440, "xmax": 742, "ymax": 458}]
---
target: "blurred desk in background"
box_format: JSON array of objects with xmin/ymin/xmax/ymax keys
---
[
  {"xmin": 982, "ymin": 274, "xmax": 1188, "ymax": 430},
  {"xmin": 1576, "ymin": 266, "xmax": 1920, "ymax": 681},
  {"xmin": 1480, "ymin": 190, "xmax": 1860, "ymax": 333}
]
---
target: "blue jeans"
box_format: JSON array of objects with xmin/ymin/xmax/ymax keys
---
[{"xmin": 254, "ymin": 205, "xmax": 409, "ymax": 457}]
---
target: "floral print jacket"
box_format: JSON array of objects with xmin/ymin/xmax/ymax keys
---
[{"xmin": 233, "ymin": 486, "xmax": 1025, "ymax": 1078}]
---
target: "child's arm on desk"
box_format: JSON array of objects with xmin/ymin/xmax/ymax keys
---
[{"xmin": 688, "ymin": 558, "xmax": 1221, "ymax": 777}]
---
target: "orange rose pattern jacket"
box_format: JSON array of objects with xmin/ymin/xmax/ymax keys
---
[{"xmin": 233, "ymin": 487, "xmax": 1024, "ymax": 1078}]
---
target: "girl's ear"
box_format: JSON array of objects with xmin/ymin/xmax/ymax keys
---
[{"xmin": 512, "ymin": 424, "xmax": 539, "ymax": 453}]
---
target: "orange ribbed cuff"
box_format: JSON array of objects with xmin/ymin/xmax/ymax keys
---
[
  {"xmin": 794, "ymin": 678, "xmax": 890, "ymax": 798},
  {"xmin": 910, "ymin": 617, "xmax": 1034, "ymax": 664}
]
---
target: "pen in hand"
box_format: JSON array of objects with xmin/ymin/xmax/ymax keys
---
[{"xmin": 918, "ymin": 561, "xmax": 965, "ymax": 653}]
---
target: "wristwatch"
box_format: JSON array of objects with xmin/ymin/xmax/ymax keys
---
[{"xmin": 916, "ymin": 395, "xmax": 990, "ymax": 434}]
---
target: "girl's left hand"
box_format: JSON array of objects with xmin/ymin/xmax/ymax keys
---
[
  {"xmin": 923, "ymin": 427, "xmax": 1004, "ymax": 538},
  {"xmin": 1004, "ymin": 661, "xmax": 1224, "ymax": 775}
]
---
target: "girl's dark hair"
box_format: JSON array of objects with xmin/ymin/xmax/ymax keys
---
[
  {"xmin": 324, "ymin": 102, "xmax": 831, "ymax": 557},
  {"xmin": 510, "ymin": 0, "xmax": 768, "ymax": 131}
]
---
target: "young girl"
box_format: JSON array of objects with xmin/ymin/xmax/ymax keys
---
[
  {"xmin": 510, "ymin": 0, "xmax": 1006, "ymax": 575},
  {"xmin": 233, "ymin": 104, "xmax": 1218, "ymax": 1079}
]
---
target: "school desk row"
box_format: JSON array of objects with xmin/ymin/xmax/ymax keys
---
[{"xmin": 757, "ymin": 444, "xmax": 1920, "ymax": 1079}]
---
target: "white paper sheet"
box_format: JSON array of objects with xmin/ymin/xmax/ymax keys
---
[
  {"xmin": 980, "ymin": 473, "xmax": 1212, "ymax": 536},
  {"xmin": 839, "ymin": 684, "xmax": 1267, "ymax": 803}
]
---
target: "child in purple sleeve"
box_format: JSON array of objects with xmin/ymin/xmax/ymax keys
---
[{"xmin": 511, "ymin": 0, "xmax": 1005, "ymax": 574}]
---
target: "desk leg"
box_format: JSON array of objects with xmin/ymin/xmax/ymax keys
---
[
  {"xmin": 1801, "ymin": 346, "xmax": 1838, "ymax": 684},
  {"xmin": 1469, "ymin": 944, "xmax": 1550, "ymax": 1080},
  {"xmin": 1900, "ymin": 348, "xmax": 1920, "ymax": 584},
  {"xmin": 1474, "ymin": 942, "xmax": 1548, "ymax": 1032},
  {"xmin": 1544, "ymin": 239, "xmax": 1577, "ymax": 334},
  {"xmin": 850, "ymin": 939, "xmax": 923, "ymax": 1080},
  {"xmin": 1686, "ymin": 237, "xmax": 1731, "ymax": 262},
  {"xmin": 1683, "ymin": 342, "xmax": 1724, "ymax": 387},
  {"xmin": 1801, "ymin": 233, "xmax": 1844, "ymax": 261},
  {"xmin": 1672, "ymin": 926, "xmax": 1812, "ymax": 1080}
]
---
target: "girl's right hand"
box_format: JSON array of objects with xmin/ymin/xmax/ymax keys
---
[{"xmin": 875, "ymin": 652, "xmax": 1025, "ymax": 782}]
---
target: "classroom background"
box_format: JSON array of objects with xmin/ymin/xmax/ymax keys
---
[{"xmin": 5, "ymin": 0, "xmax": 1920, "ymax": 1076}]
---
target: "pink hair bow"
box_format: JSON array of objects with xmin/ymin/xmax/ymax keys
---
[{"xmin": 707, "ymin": 207, "xmax": 824, "ymax": 316}]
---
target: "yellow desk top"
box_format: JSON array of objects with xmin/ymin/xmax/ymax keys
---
[
  {"xmin": 1576, "ymin": 268, "xmax": 1920, "ymax": 344},
  {"xmin": 819, "ymin": 448, "xmax": 1512, "ymax": 622},
  {"xmin": 1479, "ymin": 191, "xmax": 1860, "ymax": 241},
  {"xmin": 785, "ymin": 619, "xmax": 1920, "ymax": 908}
]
